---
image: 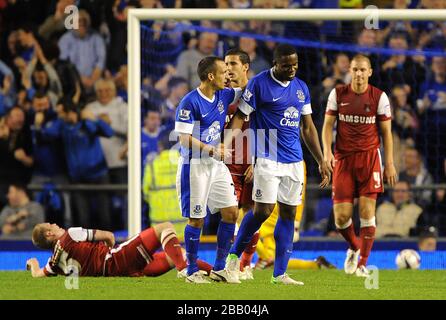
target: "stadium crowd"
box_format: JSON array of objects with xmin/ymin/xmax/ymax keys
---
[{"xmin": 0, "ymin": 0, "xmax": 445, "ymax": 238}]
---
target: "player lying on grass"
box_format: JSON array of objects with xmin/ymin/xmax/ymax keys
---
[{"xmin": 26, "ymin": 222, "xmax": 212, "ymax": 278}]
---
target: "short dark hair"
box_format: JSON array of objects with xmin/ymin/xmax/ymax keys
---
[
  {"xmin": 273, "ymin": 44, "xmax": 297, "ymax": 61},
  {"xmin": 9, "ymin": 183, "xmax": 31, "ymax": 199},
  {"xmin": 225, "ymin": 48, "xmax": 251, "ymax": 65},
  {"xmin": 197, "ymin": 56, "xmax": 223, "ymax": 81},
  {"xmin": 33, "ymin": 90, "xmax": 48, "ymax": 100}
]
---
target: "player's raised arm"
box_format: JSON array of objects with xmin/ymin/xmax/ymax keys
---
[
  {"xmin": 379, "ymin": 119, "xmax": 397, "ymax": 187},
  {"xmin": 300, "ymin": 114, "xmax": 330, "ymax": 187},
  {"xmin": 26, "ymin": 258, "xmax": 46, "ymax": 278}
]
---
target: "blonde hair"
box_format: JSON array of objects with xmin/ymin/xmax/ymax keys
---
[
  {"xmin": 32, "ymin": 224, "xmax": 53, "ymax": 250},
  {"xmin": 351, "ymin": 54, "xmax": 372, "ymax": 68}
]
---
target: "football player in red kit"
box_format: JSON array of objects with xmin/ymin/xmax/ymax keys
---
[
  {"xmin": 322, "ymin": 54, "xmax": 397, "ymax": 277},
  {"xmin": 26, "ymin": 222, "xmax": 212, "ymax": 278},
  {"xmin": 224, "ymin": 49, "xmax": 258, "ymax": 280}
]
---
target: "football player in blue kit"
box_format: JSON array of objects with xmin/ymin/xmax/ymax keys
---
[
  {"xmin": 175, "ymin": 56, "xmax": 242, "ymax": 284},
  {"xmin": 225, "ymin": 44, "xmax": 331, "ymax": 285}
]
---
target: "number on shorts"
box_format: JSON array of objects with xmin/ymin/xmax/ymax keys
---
[{"xmin": 373, "ymin": 171, "xmax": 381, "ymax": 188}]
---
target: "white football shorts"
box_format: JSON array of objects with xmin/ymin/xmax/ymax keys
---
[
  {"xmin": 252, "ymin": 158, "xmax": 305, "ymax": 206},
  {"xmin": 176, "ymin": 157, "xmax": 238, "ymax": 219}
]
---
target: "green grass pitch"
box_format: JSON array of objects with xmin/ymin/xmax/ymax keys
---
[{"xmin": 1, "ymin": 269, "xmax": 446, "ymax": 300}]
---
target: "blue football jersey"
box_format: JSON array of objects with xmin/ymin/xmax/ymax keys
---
[
  {"xmin": 175, "ymin": 87, "xmax": 239, "ymax": 158},
  {"xmin": 238, "ymin": 68, "xmax": 312, "ymax": 163}
]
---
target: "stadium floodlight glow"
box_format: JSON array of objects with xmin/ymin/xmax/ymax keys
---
[{"xmin": 127, "ymin": 8, "xmax": 446, "ymax": 237}]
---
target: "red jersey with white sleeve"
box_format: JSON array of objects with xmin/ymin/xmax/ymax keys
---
[
  {"xmin": 325, "ymin": 84, "xmax": 392, "ymax": 159},
  {"xmin": 224, "ymin": 100, "xmax": 251, "ymax": 174},
  {"xmin": 43, "ymin": 228, "xmax": 109, "ymax": 277}
]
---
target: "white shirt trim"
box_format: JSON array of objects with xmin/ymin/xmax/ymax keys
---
[
  {"xmin": 238, "ymin": 99, "xmax": 255, "ymax": 116},
  {"xmin": 326, "ymin": 88, "xmax": 338, "ymax": 112},
  {"xmin": 270, "ymin": 68, "xmax": 290, "ymax": 88},
  {"xmin": 197, "ymin": 87, "xmax": 215, "ymax": 103},
  {"xmin": 68, "ymin": 227, "xmax": 88, "ymax": 242},
  {"xmin": 377, "ymin": 92, "xmax": 391, "ymax": 117},
  {"xmin": 45, "ymin": 261, "xmax": 56, "ymax": 275},
  {"xmin": 302, "ymin": 103, "xmax": 313, "ymax": 115},
  {"xmin": 175, "ymin": 121, "xmax": 194, "ymax": 134},
  {"xmin": 231, "ymin": 87, "xmax": 243, "ymax": 105}
]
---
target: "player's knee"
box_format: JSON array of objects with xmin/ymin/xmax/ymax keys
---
[
  {"xmin": 221, "ymin": 207, "xmax": 239, "ymax": 223},
  {"xmin": 334, "ymin": 215, "xmax": 350, "ymax": 227},
  {"xmin": 253, "ymin": 210, "xmax": 270, "ymax": 223},
  {"xmin": 188, "ymin": 218, "xmax": 204, "ymax": 228}
]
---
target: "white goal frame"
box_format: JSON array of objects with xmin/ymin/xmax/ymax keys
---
[{"xmin": 127, "ymin": 8, "xmax": 446, "ymax": 237}]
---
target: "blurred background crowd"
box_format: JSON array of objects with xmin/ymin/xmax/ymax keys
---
[{"xmin": 0, "ymin": 0, "xmax": 445, "ymax": 241}]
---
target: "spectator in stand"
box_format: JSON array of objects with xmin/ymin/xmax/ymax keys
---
[
  {"xmin": 38, "ymin": 0, "xmax": 77, "ymax": 41},
  {"xmin": 30, "ymin": 93, "xmax": 71, "ymax": 225},
  {"xmin": 0, "ymin": 59, "xmax": 16, "ymax": 116},
  {"xmin": 58, "ymin": 9, "xmax": 106, "ymax": 95},
  {"xmin": 425, "ymin": 161, "xmax": 446, "ymax": 236},
  {"xmin": 238, "ymin": 33, "xmax": 270, "ymax": 77},
  {"xmin": 86, "ymin": 79, "xmax": 128, "ymax": 185},
  {"xmin": 176, "ymin": 32, "xmax": 218, "ymax": 89},
  {"xmin": 42, "ymin": 42, "xmax": 83, "ymax": 104},
  {"xmin": 418, "ymin": 226, "xmax": 437, "ymax": 251},
  {"xmin": 85, "ymin": 78, "xmax": 128, "ymax": 229},
  {"xmin": 379, "ymin": 32, "xmax": 426, "ymax": 104},
  {"xmin": 0, "ymin": 107, "xmax": 33, "ymax": 208},
  {"xmin": 399, "ymin": 147, "xmax": 434, "ymax": 209},
  {"xmin": 0, "ymin": 184, "xmax": 44, "ymax": 239},
  {"xmin": 322, "ymin": 53, "xmax": 351, "ymax": 96},
  {"xmin": 376, "ymin": 181, "xmax": 424, "ymax": 238},
  {"xmin": 390, "ymin": 85, "xmax": 419, "ymax": 174},
  {"xmin": 417, "ymin": 56, "xmax": 446, "ymax": 113},
  {"xmin": 16, "ymin": 24, "xmax": 38, "ymax": 63},
  {"xmin": 142, "ymin": 109, "xmax": 166, "ymax": 176},
  {"xmin": 376, "ymin": 0, "xmax": 416, "ymax": 46},
  {"xmin": 160, "ymin": 77, "xmax": 188, "ymax": 130},
  {"xmin": 113, "ymin": 64, "xmax": 128, "ymax": 102},
  {"xmin": 34, "ymin": 101, "xmax": 114, "ymax": 229},
  {"xmin": 23, "ymin": 40, "xmax": 62, "ymax": 107}
]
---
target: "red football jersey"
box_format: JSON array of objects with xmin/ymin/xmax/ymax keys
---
[
  {"xmin": 224, "ymin": 100, "xmax": 251, "ymax": 175},
  {"xmin": 325, "ymin": 84, "xmax": 392, "ymax": 158},
  {"xmin": 43, "ymin": 228, "xmax": 109, "ymax": 277}
]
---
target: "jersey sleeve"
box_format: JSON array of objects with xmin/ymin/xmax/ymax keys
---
[
  {"xmin": 230, "ymin": 87, "xmax": 243, "ymax": 105},
  {"xmin": 43, "ymin": 258, "xmax": 57, "ymax": 277},
  {"xmin": 68, "ymin": 227, "xmax": 96, "ymax": 242},
  {"xmin": 302, "ymin": 82, "xmax": 312, "ymax": 115},
  {"xmin": 238, "ymin": 79, "xmax": 257, "ymax": 116},
  {"xmin": 175, "ymin": 97, "xmax": 196, "ymax": 135},
  {"xmin": 325, "ymin": 88, "xmax": 338, "ymax": 116},
  {"xmin": 377, "ymin": 92, "xmax": 392, "ymax": 121}
]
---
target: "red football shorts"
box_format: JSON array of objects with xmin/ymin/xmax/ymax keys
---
[
  {"xmin": 104, "ymin": 228, "xmax": 161, "ymax": 276},
  {"xmin": 231, "ymin": 173, "xmax": 254, "ymax": 208},
  {"xmin": 332, "ymin": 148, "xmax": 383, "ymax": 204}
]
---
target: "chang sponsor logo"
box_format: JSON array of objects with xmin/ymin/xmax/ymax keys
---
[
  {"xmin": 280, "ymin": 107, "xmax": 300, "ymax": 127},
  {"xmin": 204, "ymin": 121, "xmax": 221, "ymax": 143}
]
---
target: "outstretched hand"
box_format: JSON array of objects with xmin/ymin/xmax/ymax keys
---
[{"xmin": 318, "ymin": 161, "xmax": 331, "ymax": 188}]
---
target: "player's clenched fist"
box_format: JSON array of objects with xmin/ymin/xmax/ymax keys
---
[{"xmin": 212, "ymin": 143, "xmax": 233, "ymax": 161}]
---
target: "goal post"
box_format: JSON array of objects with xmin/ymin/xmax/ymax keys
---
[{"xmin": 127, "ymin": 8, "xmax": 446, "ymax": 237}]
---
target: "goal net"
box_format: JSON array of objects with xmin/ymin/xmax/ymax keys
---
[{"xmin": 128, "ymin": 8, "xmax": 446, "ymax": 252}]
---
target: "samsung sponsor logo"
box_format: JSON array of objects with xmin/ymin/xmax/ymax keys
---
[{"xmin": 339, "ymin": 114, "xmax": 376, "ymax": 124}]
